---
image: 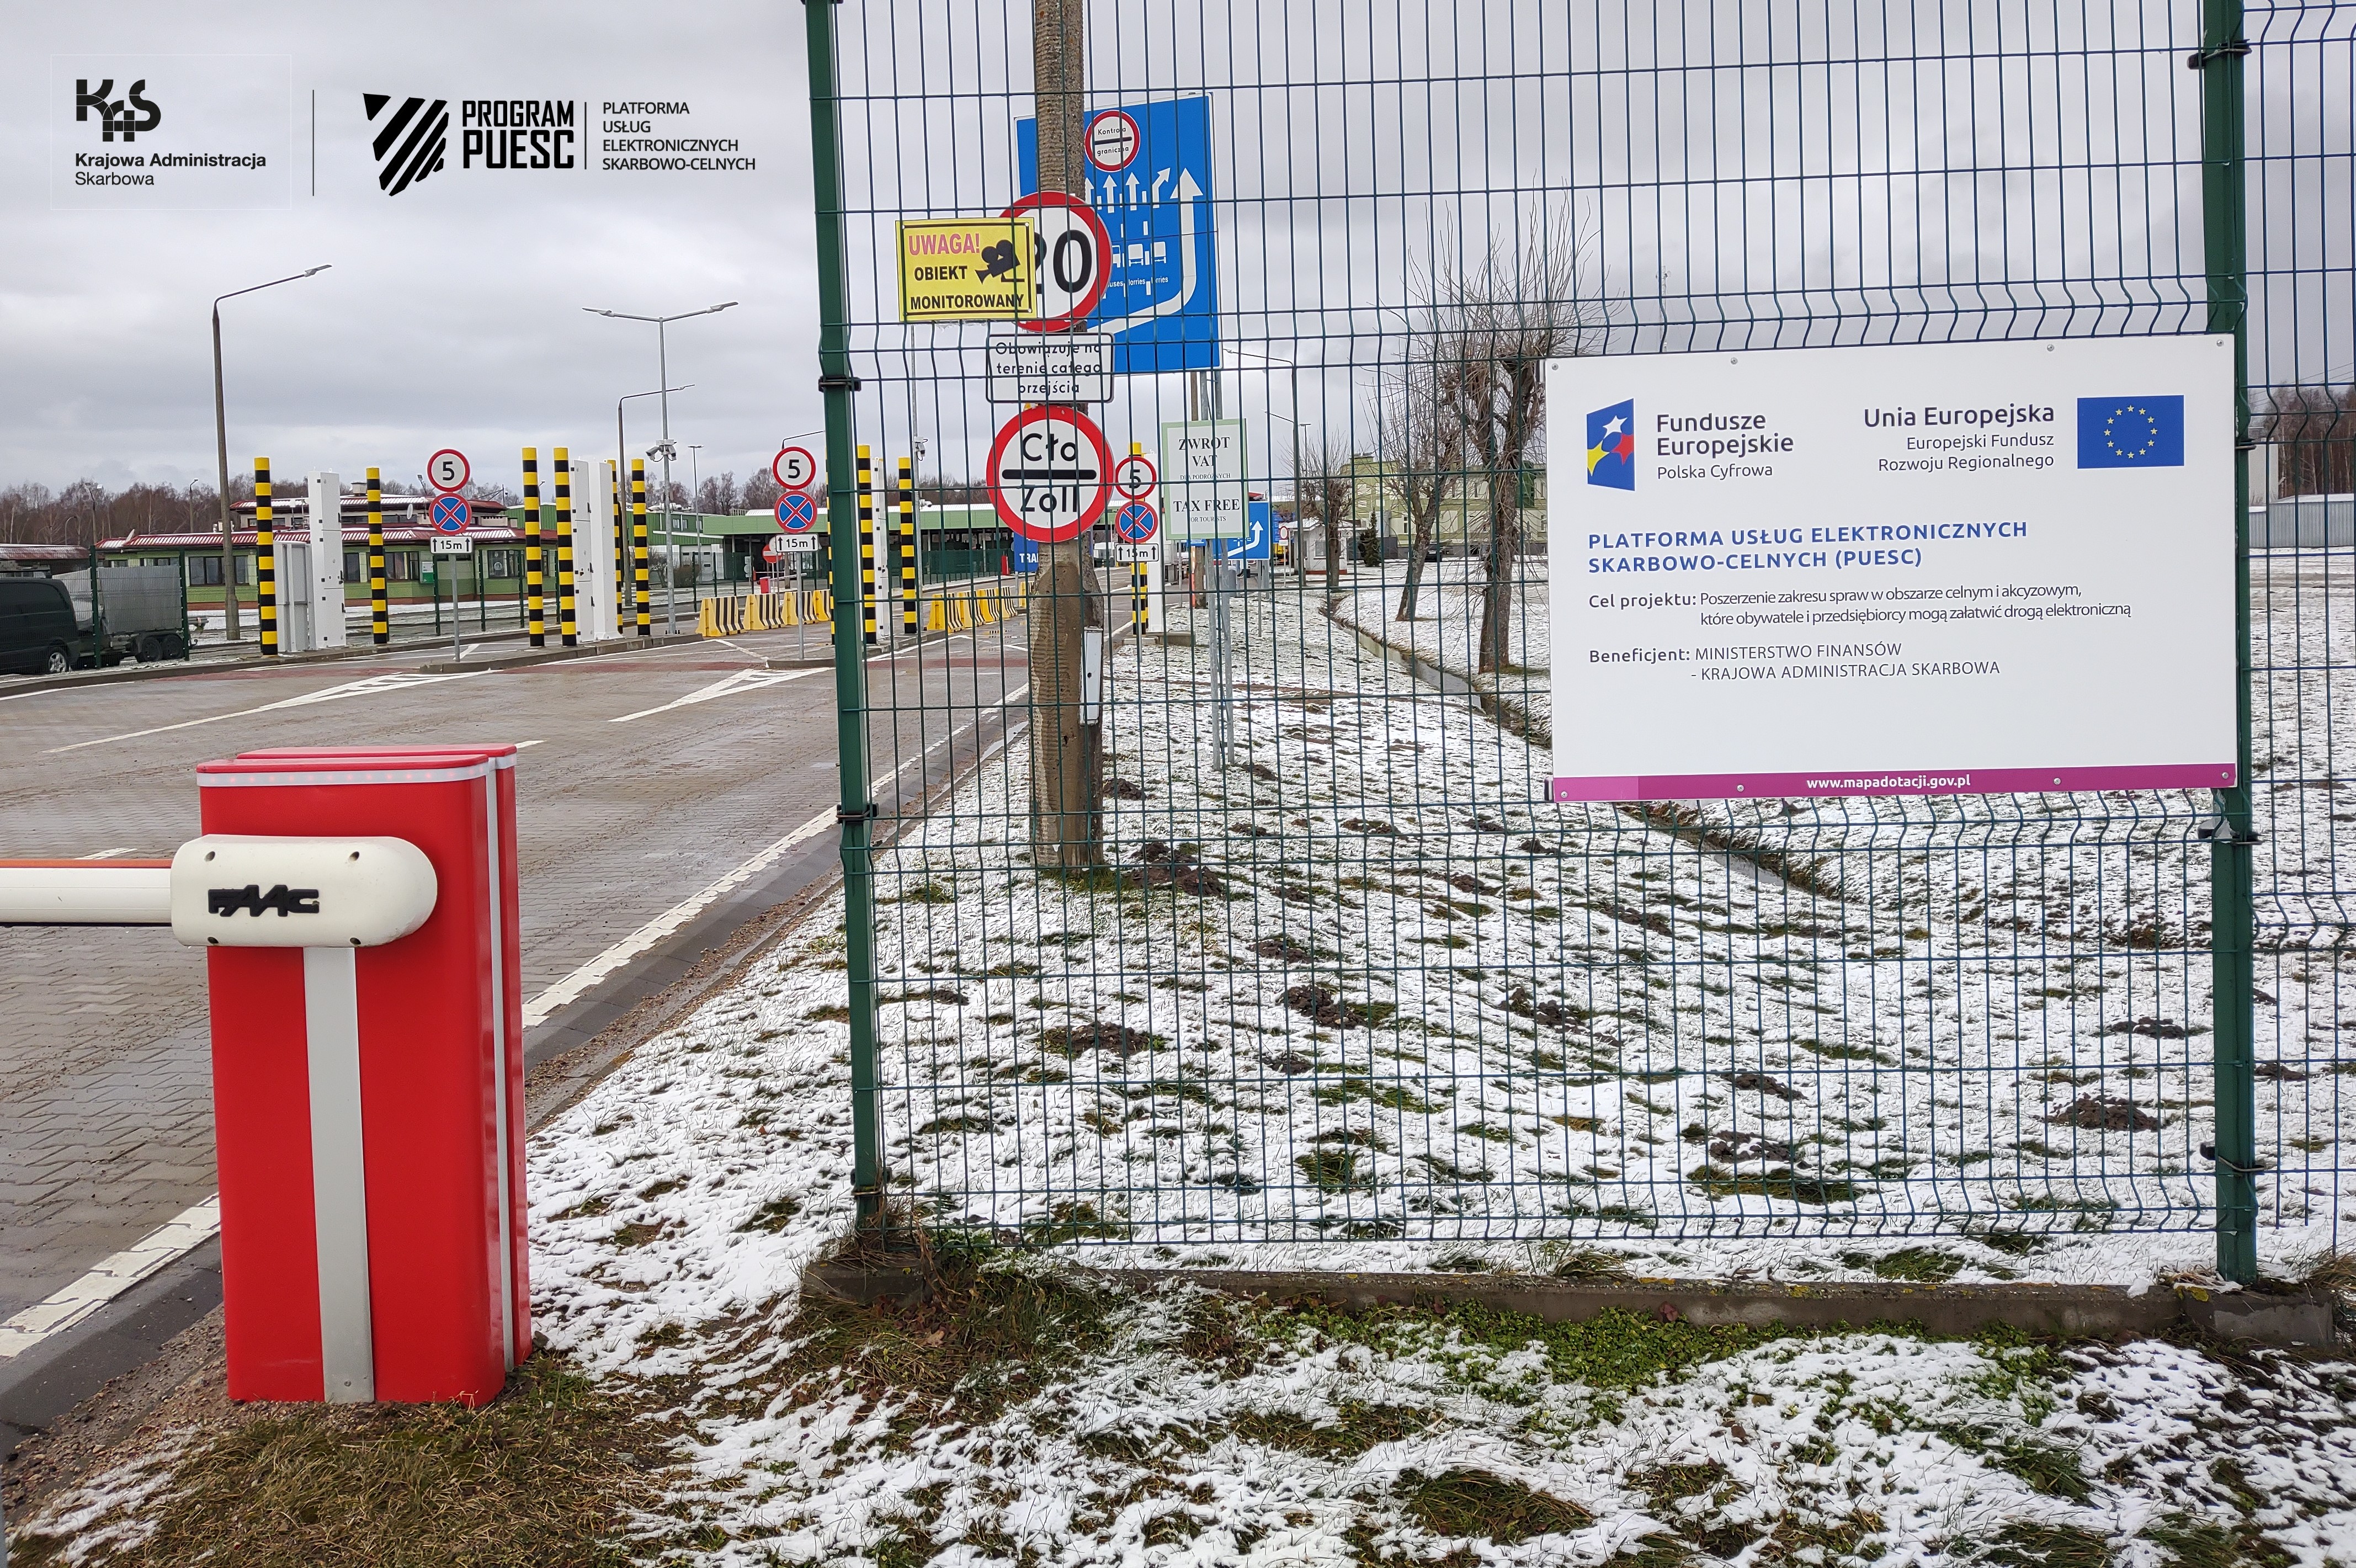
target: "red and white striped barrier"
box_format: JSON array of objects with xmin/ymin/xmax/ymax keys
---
[{"xmin": 0, "ymin": 743, "xmax": 528, "ymax": 1408}]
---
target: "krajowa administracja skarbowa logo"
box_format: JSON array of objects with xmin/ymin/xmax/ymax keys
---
[
  {"xmin": 50, "ymin": 55, "xmax": 289, "ymax": 209},
  {"xmin": 75, "ymin": 78, "xmax": 162, "ymax": 142}
]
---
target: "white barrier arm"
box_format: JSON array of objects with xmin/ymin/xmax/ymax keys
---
[
  {"xmin": 0, "ymin": 860, "xmax": 173, "ymax": 925},
  {"xmin": 0, "ymin": 838, "xmax": 436, "ymax": 947}
]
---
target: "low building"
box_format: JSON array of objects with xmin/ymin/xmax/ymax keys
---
[{"xmin": 1344, "ymin": 454, "xmax": 1550, "ymax": 554}]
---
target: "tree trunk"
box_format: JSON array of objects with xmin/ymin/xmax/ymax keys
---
[
  {"xmin": 1024, "ymin": 0, "xmax": 1101, "ymax": 869},
  {"xmin": 1475, "ymin": 362, "xmax": 1541, "ymax": 674},
  {"xmin": 1396, "ymin": 508, "xmax": 1437, "ymax": 621}
]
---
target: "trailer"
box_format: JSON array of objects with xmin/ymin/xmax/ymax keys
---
[{"xmin": 55, "ymin": 565, "xmax": 191, "ymax": 666}]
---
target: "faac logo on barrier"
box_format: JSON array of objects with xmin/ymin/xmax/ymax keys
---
[
  {"xmin": 209, "ymin": 884, "xmax": 323, "ymax": 918},
  {"xmin": 76, "ymin": 78, "xmax": 163, "ymax": 143}
]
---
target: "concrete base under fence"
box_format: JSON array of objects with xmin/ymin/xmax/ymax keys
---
[{"xmin": 803, "ymin": 1262, "xmax": 2338, "ymax": 1349}]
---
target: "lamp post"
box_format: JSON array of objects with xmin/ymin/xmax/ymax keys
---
[
  {"xmin": 583, "ymin": 301, "xmax": 738, "ymax": 632},
  {"xmin": 211, "ymin": 265, "xmax": 329, "ymax": 641}
]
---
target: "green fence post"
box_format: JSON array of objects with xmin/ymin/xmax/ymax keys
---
[
  {"xmin": 805, "ymin": 0, "xmax": 884, "ymax": 1231},
  {"xmin": 2198, "ymin": 0, "xmax": 2257, "ymax": 1284}
]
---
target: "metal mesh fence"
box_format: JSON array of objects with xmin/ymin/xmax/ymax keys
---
[{"xmin": 801, "ymin": 2, "xmax": 2354, "ymax": 1271}]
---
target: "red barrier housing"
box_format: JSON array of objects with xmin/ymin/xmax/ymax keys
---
[{"xmin": 202, "ymin": 748, "xmax": 525, "ymax": 1406}]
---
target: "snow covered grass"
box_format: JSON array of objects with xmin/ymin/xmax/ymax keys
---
[
  {"xmin": 1330, "ymin": 559, "xmax": 1554, "ymax": 743},
  {"xmin": 859, "ymin": 575, "xmax": 2349, "ymax": 1279},
  {"xmin": 20, "ymin": 756, "xmax": 2356, "ymax": 1565},
  {"xmin": 1327, "ymin": 555, "xmax": 2353, "ymax": 1249}
]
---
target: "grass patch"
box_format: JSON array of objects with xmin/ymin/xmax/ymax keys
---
[
  {"xmin": 14, "ymin": 1353, "xmax": 670, "ymax": 1568},
  {"xmin": 776, "ymin": 1251, "xmax": 1124, "ymax": 1434},
  {"xmin": 1223, "ymin": 1400, "xmax": 1430, "ymax": 1458},
  {"xmin": 1295, "ymin": 1150, "xmax": 1376, "ymax": 1194},
  {"xmin": 1394, "ymin": 1466, "xmax": 1591, "ymax": 1542},
  {"xmin": 1980, "ymin": 1520, "xmax": 2113, "ymax": 1566},
  {"xmin": 1314, "ymin": 1075, "xmax": 1444, "ymax": 1114},
  {"xmin": 1688, "ymin": 1164, "xmax": 1866, "ymax": 1205},
  {"xmin": 1841, "ymin": 1247, "xmax": 1966, "ymax": 1283}
]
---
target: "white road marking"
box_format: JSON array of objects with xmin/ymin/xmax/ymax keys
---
[
  {"xmin": 41, "ymin": 670, "xmax": 483, "ymax": 756},
  {"xmin": 608, "ymin": 666, "xmax": 819, "ymax": 725},
  {"xmin": 513, "ymin": 739, "xmax": 546, "ymax": 750},
  {"xmin": 78, "ymin": 847, "xmax": 136, "ymax": 859},
  {"xmin": 521, "ymin": 807, "xmax": 837, "ymax": 1025},
  {"xmin": 0, "ymin": 1195, "xmax": 221, "ymax": 1360}
]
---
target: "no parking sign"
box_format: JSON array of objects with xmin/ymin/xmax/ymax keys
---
[{"xmin": 1114, "ymin": 501, "xmax": 1158, "ymax": 544}]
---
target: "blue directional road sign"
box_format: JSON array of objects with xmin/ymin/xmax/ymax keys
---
[
  {"xmin": 1114, "ymin": 501, "xmax": 1158, "ymax": 544},
  {"xmin": 1008, "ymin": 533, "xmax": 1041, "ymax": 573},
  {"xmin": 1020, "ymin": 96, "xmax": 1216, "ymax": 375},
  {"xmin": 429, "ymin": 493, "xmax": 471, "ymax": 534},
  {"xmin": 1219, "ymin": 498, "xmax": 1274, "ymax": 561},
  {"xmin": 777, "ymin": 492, "xmax": 818, "ymax": 533}
]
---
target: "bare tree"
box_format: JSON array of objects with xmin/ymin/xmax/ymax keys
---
[
  {"xmin": 1376, "ymin": 346, "xmax": 1466, "ymax": 622},
  {"xmin": 2255, "ymin": 384, "xmax": 2355, "ymax": 498},
  {"xmin": 1428, "ymin": 215, "xmax": 1592, "ymax": 672},
  {"xmin": 743, "ymin": 470, "xmax": 782, "ymax": 514},
  {"xmin": 1289, "ymin": 437, "xmax": 1357, "ymax": 599}
]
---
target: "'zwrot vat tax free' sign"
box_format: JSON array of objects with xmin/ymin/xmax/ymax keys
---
[{"xmin": 1547, "ymin": 336, "xmax": 2234, "ymax": 802}]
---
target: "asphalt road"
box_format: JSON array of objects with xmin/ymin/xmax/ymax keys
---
[{"xmin": 0, "ymin": 621, "xmax": 1029, "ymax": 1332}]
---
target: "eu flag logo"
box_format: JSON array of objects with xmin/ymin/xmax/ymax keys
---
[
  {"xmin": 1586, "ymin": 398, "xmax": 1636, "ymax": 490},
  {"xmin": 2077, "ymin": 395, "xmax": 2184, "ymax": 469}
]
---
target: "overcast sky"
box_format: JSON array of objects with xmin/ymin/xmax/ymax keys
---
[
  {"xmin": 3, "ymin": 0, "xmax": 816, "ymax": 498},
  {"xmin": 4, "ymin": 2, "xmax": 2343, "ymax": 499}
]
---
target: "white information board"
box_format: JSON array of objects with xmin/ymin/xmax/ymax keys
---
[
  {"xmin": 1547, "ymin": 336, "xmax": 2235, "ymax": 801},
  {"xmin": 986, "ymin": 334, "xmax": 1112, "ymax": 403},
  {"xmin": 1159, "ymin": 419, "xmax": 1246, "ymax": 538}
]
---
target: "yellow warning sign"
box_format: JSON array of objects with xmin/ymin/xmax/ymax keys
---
[{"xmin": 896, "ymin": 216, "xmax": 1034, "ymax": 322}]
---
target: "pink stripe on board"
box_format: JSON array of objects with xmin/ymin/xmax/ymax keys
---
[{"xmin": 1552, "ymin": 762, "xmax": 2237, "ymax": 802}]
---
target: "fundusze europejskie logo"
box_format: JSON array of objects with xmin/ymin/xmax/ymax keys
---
[
  {"xmin": 76, "ymin": 79, "xmax": 162, "ymax": 143},
  {"xmin": 1586, "ymin": 399, "xmax": 1637, "ymax": 491},
  {"xmin": 365, "ymin": 93, "xmax": 449, "ymax": 196}
]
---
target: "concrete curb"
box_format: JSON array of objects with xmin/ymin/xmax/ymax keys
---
[
  {"xmin": 414, "ymin": 633, "xmax": 701, "ymax": 675},
  {"xmin": 802, "ymin": 1263, "xmax": 2339, "ymax": 1348}
]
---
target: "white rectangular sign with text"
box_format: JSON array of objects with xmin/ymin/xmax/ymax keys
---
[{"xmin": 1547, "ymin": 336, "xmax": 2235, "ymax": 801}]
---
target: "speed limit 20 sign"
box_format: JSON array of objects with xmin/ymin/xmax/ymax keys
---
[
  {"xmin": 427, "ymin": 449, "xmax": 470, "ymax": 493},
  {"xmin": 987, "ymin": 405, "xmax": 1111, "ymax": 543},
  {"xmin": 1004, "ymin": 192, "xmax": 1109, "ymax": 334}
]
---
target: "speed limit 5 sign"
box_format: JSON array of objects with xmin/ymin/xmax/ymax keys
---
[
  {"xmin": 987, "ymin": 405, "xmax": 1111, "ymax": 543},
  {"xmin": 427, "ymin": 449, "xmax": 470, "ymax": 493}
]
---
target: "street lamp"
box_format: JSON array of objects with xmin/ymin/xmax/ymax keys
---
[
  {"xmin": 212, "ymin": 264, "xmax": 329, "ymax": 641},
  {"xmin": 582, "ymin": 301, "xmax": 738, "ymax": 632},
  {"xmin": 615, "ymin": 384, "xmax": 693, "ymax": 632}
]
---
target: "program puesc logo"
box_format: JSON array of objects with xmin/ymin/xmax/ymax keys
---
[{"xmin": 1586, "ymin": 399, "xmax": 1637, "ymax": 491}]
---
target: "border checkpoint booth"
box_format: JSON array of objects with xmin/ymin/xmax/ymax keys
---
[{"xmin": 0, "ymin": 743, "xmax": 529, "ymax": 1407}]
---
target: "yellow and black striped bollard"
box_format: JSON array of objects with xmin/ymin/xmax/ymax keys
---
[
  {"xmin": 522, "ymin": 447, "xmax": 544, "ymax": 647},
  {"xmin": 857, "ymin": 444, "xmax": 877, "ymax": 646},
  {"xmin": 609, "ymin": 467, "xmax": 625, "ymax": 636},
  {"xmin": 367, "ymin": 467, "xmax": 389, "ymax": 646},
  {"xmin": 631, "ymin": 459, "xmax": 651, "ymax": 636},
  {"xmin": 555, "ymin": 447, "xmax": 578, "ymax": 647},
  {"xmin": 254, "ymin": 458, "xmax": 278, "ymax": 655},
  {"xmin": 897, "ymin": 456, "xmax": 918, "ymax": 639},
  {"xmin": 1129, "ymin": 444, "xmax": 1150, "ymax": 633}
]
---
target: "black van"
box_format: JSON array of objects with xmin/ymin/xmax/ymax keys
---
[{"xmin": 0, "ymin": 576, "xmax": 79, "ymax": 675}]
